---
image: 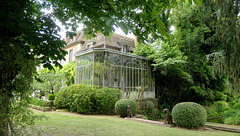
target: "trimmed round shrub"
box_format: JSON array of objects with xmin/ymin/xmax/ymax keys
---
[
  {"xmin": 115, "ymin": 99, "xmax": 137, "ymax": 117},
  {"xmin": 172, "ymin": 102, "xmax": 207, "ymax": 128}
]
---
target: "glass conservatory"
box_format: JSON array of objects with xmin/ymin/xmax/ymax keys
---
[{"xmin": 75, "ymin": 49, "xmax": 155, "ymax": 99}]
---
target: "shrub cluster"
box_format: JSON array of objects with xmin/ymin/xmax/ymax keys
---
[
  {"xmin": 223, "ymin": 101, "xmax": 240, "ymax": 124},
  {"xmin": 54, "ymin": 84, "xmax": 122, "ymax": 114},
  {"xmin": 115, "ymin": 99, "xmax": 137, "ymax": 117},
  {"xmin": 205, "ymin": 100, "xmax": 240, "ymax": 125},
  {"xmin": 29, "ymin": 104, "xmax": 52, "ymax": 111},
  {"xmin": 30, "ymin": 97, "xmax": 52, "ymax": 107},
  {"xmin": 30, "ymin": 97, "xmax": 43, "ymax": 106},
  {"xmin": 141, "ymin": 101, "xmax": 163, "ymax": 120},
  {"xmin": 205, "ymin": 101, "xmax": 229, "ymax": 118},
  {"xmin": 172, "ymin": 102, "xmax": 207, "ymax": 128}
]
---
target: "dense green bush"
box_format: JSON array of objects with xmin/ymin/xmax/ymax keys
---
[
  {"xmin": 224, "ymin": 116, "xmax": 240, "ymax": 125},
  {"xmin": 47, "ymin": 93, "xmax": 55, "ymax": 100},
  {"xmin": 214, "ymin": 101, "xmax": 229, "ymax": 114},
  {"xmin": 40, "ymin": 91, "xmax": 45, "ymax": 96},
  {"xmin": 222, "ymin": 109, "xmax": 240, "ymax": 125},
  {"xmin": 30, "ymin": 97, "xmax": 43, "ymax": 106},
  {"xmin": 54, "ymin": 84, "xmax": 122, "ymax": 114},
  {"xmin": 172, "ymin": 102, "xmax": 207, "ymax": 128},
  {"xmin": 223, "ymin": 109, "xmax": 239, "ymax": 118},
  {"xmin": 115, "ymin": 99, "xmax": 137, "ymax": 117},
  {"xmin": 30, "ymin": 97, "xmax": 53, "ymax": 108},
  {"xmin": 42, "ymin": 101, "xmax": 51, "ymax": 107},
  {"xmin": 205, "ymin": 100, "xmax": 240, "ymax": 125},
  {"xmin": 205, "ymin": 101, "xmax": 229, "ymax": 119},
  {"xmin": 141, "ymin": 101, "xmax": 162, "ymax": 120},
  {"xmin": 233, "ymin": 101, "xmax": 240, "ymax": 109}
]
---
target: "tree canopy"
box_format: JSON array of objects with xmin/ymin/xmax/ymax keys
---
[{"xmin": 48, "ymin": 0, "xmax": 202, "ymax": 40}]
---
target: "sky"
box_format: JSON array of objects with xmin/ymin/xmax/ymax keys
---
[
  {"xmin": 56, "ymin": 20, "xmax": 135, "ymax": 39},
  {"xmin": 42, "ymin": 7, "xmax": 135, "ymax": 39}
]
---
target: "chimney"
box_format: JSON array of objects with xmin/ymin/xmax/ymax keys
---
[
  {"xmin": 134, "ymin": 36, "xmax": 138, "ymax": 45},
  {"xmin": 134, "ymin": 36, "xmax": 141, "ymax": 45},
  {"xmin": 65, "ymin": 38, "xmax": 69, "ymax": 43}
]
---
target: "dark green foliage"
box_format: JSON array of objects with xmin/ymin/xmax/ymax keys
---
[
  {"xmin": 47, "ymin": 94, "xmax": 55, "ymax": 100},
  {"xmin": 115, "ymin": 99, "xmax": 137, "ymax": 117},
  {"xmin": 0, "ymin": 0, "xmax": 67, "ymax": 134},
  {"xmin": 54, "ymin": 84, "xmax": 122, "ymax": 114},
  {"xmin": 171, "ymin": 3, "xmax": 227, "ymax": 105},
  {"xmin": 141, "ymin": 101, "xmax": 163, "ymax": 120},
  {"xmin": 223, "ymin": 109, "xmax": 239, "ymax": 119},
  {"xmin": 223, "ymin": 101, "xmax": 240, "ymax": 125},
  {"xmin": 133, "ymin": 1, "xmax": 228, "ymax": 109},
  {"xmin": 223, "ymin": 109, "xmax": 240, "ymax": 125},
  {"xmin": 40, "ymin": 91, "xmax": 45, "ymax": 96},
  {"xmin": 214, "ymin": 101, "xmax": 229, "ymax": 114},
  {"xmin": 206, "ymin": 100, "xmax": 240, "ymax": 125},
  {"xmin": 172, "ymin": 102, "xmax": 207, "ymax": 128},
  {"xmin": 202, "ymin": 1, "xmax": 240, "ymax": 91},
  {"xmin": 205, "ymin": 101, "xmax": 229, "ymax": 119},
  {"xmin": 233, "ymin": 102, "xmax": 240, "ymax": 110}
]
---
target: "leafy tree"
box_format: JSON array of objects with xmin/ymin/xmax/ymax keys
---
[
  {"xmin": 171, "ymin": 3, "xmax": 227, "ymax": 104},
  {"xmin": 134, "ymin": 2, "xmax": 229, "ymax": 107},
  {"xmin": 201, "ymin": 0, "xmax": 240, "ymax": 92},
  {"xmin": 31, "ymin": 61, "xmax": 75, "ymax": 94},
  {"xmin": 134, "ymin": 41, "xmax": 192, "ymax": 109},
  {"xmin": 0, "ymin": 0, "xmax": 66, "ymax": 135},
  {"xmin": 38, "ymin": 68, "xmax": 63, "ymax": 94},
  {"xmin": 60, "ymin": 61, "xmax": 75, "ymax": 86},
  {"xmin": 133, "ymin": 42, "xmax": 156, "ymax": 58}
]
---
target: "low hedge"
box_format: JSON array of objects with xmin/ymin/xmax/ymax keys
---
[
  {"xmin": 115, "ymin": 99, "xmax": 137, "ymax": 117},
  {"xmin": 54, "ymin": 84, "xmax": 122, "ymax": 114},
  {"xmin": 29, "ymin": 104, "xmax": 53, "ymax": 111},
  {"xmin": 172, "ymin": 102, "xmax": 207, "ymax": 129},
  {"xmin": 30, "ymin": 97, "xmax": 43, "ymax": 106},
  {"xmin": 30, "ymin": 97, "xmax": 52, "ymax": 107}
]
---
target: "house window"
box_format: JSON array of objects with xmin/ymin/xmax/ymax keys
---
[
  {"xmin": 122, "ymin": 45, "xmax": 127, "ymax": 53},
  {"xmin": 69, "ymin": 49, "xmax": 74, "ymax": 62},
  {"xmin": 86, "ymin": 42, "xmax": 93, "ymax": 50}
]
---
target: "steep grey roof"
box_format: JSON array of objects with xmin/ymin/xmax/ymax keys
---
[{"xmin": 77, "ymin": 33, "xmax": 135, "ymax": 52}]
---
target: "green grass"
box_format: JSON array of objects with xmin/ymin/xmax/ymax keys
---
[{"xmin": 33, "ymin": 112, "xmax": 240, "ymax": 136}]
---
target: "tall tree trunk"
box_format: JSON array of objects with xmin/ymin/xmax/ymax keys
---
[{"xmin": 0, "ymin": 96, "xmax": 10, "ymax": 136}]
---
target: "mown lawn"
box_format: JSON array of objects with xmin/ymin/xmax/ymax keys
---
[{"xmin": 33, "ymin": 112, "xmax": 239, "ymax": 136}]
